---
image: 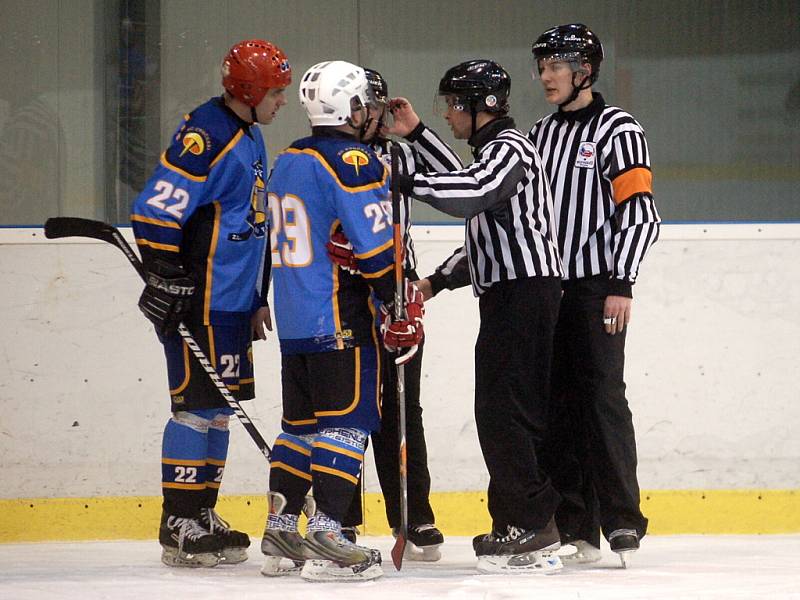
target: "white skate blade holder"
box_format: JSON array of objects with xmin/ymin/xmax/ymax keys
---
[
  {"xmin": 404, "ymin": 540, "xmax": 442, "ymax": 562},
  {"xmin": 219, "ymin": 547, "xmax": 249, "ymax": 565},
  {"xmin": 477, "ymin": 549, "xmax": 563, "ymax": 574},
  {"xmin": 161, "ymin": 547, "xmax": 220, "ymax": 568},
  {"xmin": 260, "ymin": 555, "xmax": 304, "ymax": 577},
  {"xmin": 557, "ymin": 540, "xmax": 602, "ymax": 564},
  {"xmin": 301, "ymin": 559, "xmax": 383, "ymax": 582}
]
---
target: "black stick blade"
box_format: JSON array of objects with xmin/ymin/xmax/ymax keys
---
[{"xmin": 44, "ymin": 217, "xmax": 117, "ymax": 243}]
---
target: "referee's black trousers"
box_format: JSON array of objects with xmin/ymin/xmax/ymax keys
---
[
  {"xmin": 542, "ymin": 274, "xmax": 648, "ymax": 547},
  {"xmin": 343, "ymin": 340, "xmax": 435, "ymax": 530},
  {"xmin": 475, "ymin": 276, "xmax": 562, "ymax": 532}
]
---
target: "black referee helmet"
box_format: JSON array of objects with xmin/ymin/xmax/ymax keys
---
[
  {"xmin": 438, "ymin": 59, "xmax": 511, "ymax": 114},
  {"xmin": 533, "ymin": 23, "xmax": 604, "ymax": 86}
]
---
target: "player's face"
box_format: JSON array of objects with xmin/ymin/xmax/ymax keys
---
[
  {"xmin": 255, "ymin": 87, "xmax": 287, "ymax": 124},
  {"xmin": 443, "ymin": 96, "xmax": 471, "ymax": 139},
  {"xmin": 537, "ymin": 59, "xmax": 587, "ymax": 105},
  {"xmin": 362, "ymin": 103, "xmax": 385, "ymax": 142}
]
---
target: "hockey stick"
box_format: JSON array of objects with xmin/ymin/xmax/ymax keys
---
[
  {"xmin": 43, "ymin": 217, "xmax": 273, "ymax": 461},
  {"xmin": 388, "ymin": 146, "xmax": 409, "ymax": 571}
]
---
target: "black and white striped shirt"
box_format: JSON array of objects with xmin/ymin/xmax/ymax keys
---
[
  {"xmin": 528, "ymin": 93, "xmax": 660, "ymax": 292},
  {"xmin": 399, "ymin": 117, "xmax": 563, "ymax": 295},
  {"xmin": 373, "ymin": 123, "xmax": 463, "ymax": 272}
]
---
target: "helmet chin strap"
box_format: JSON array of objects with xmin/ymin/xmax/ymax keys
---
[
  {"xmin": 251, "ymin": 105, "xmax": 258, "ymax": 123},
  {"xmin": 559, "ymin": 70, "xmax": 592, "ymax": 109}
]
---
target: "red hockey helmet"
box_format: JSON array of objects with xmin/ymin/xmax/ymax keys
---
[{"xmin": 221, "ymin": 40, "xmax": 291, "ymax": 107}]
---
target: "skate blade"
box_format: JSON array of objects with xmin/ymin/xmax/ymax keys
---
[
  {"xmin": 477, "ymin": 550, "xmax": 563, "ymax": 574},
  {"xmin": 300, "ymin": 559, "xmax": 383, "ymax": 582},
  {"xmin": 160, "ymin": 547, "xmax": 220, "ymax": 568},
  {"xmin": 616, "ymin": 549, "xmax": 635, "ymax": 569},
  {"xmin": 558, "ymin": 542, "xmax": 602, "ymax": 565},
  {"xmin": 218, "ymin": 547, "xmax": 249, "ymax": 564},
  {"xmin": 404, "ymin": 542, "xmax": 442, "ymax": 562},
  {"xmin": 260, "ymin": 555, "xmax": 303, "ymax": 576}
]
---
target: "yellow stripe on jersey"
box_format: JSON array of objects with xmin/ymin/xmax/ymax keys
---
[
  {"xmin": 160, "ymin": 152, "xmax": 208, "ymax": 183},
  {"xmin": 271, "ymin": 461, "xmax": 313, "ymax": 481},
  {"xmin": 274, "ymin": 438, "xmax": 312, "ymax": 457},
  {"xmin": 130, "ymin": 214, "xmax": 181, "ymax": 229},
  {"xmin": 311, "ymin": 464, "xmax": 359, "ymax": 485},
  {"xmin": 206, "ymin": 458, "xmax": 226, "ymax": 467},
  {"xmin": 354, "ymin": 238, "xmax": 393, "ymax": 259},
  {"xmin": 136, "ymin": 239, "xmax": 180, "ymax": 253},
  {"xmin": 329, "ymin": 220, "xmax": 345, "ymax": 350},
  {"xmin": 283, "ymin": 148, "xmax": 388, "ymax": 192},
  {"xmin": 210, "ymin": 130, "xmax": 244, "ymax": 169},
  {"xmin": 612, "ymin": 167, "xmax": 652, "ymax": 205},
  {"xmin": 312, "ymin": 441, "xmax": 364, "ymax": 462},
  {"xmin": 203, "ymin": 202, "xmax": 222, "ymax": 324}
]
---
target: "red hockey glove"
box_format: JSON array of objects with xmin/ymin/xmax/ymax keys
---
[
  {"xmin": 326, "ymin": 229, "xmax": 360, "ymax": 274},
  {"xmin": 381, "ymin": 280, "xmax": 425, "ymax": 365}
]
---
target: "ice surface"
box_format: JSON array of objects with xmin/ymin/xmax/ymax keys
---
[{"xmin": 1, "ymin": 535, "xmax": 799, "ymax": 599}]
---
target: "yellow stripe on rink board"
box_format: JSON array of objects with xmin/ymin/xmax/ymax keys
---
[{"xmin": 0, "ymin": 490, "xmax": 798, "ymax": 543}]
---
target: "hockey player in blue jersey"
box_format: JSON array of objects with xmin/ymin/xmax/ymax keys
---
[
  {"xmin": 131, "ymin": 39, "xmax": 291, "ymax": 568},
  {"xmin": 259, "ymin": 60, "xmax": 424, "ymax": 582}
]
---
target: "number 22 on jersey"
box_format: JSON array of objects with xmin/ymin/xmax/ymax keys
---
[{"xmin": 269, "ymin": 192, "xmax": 312, "ymax": 268}]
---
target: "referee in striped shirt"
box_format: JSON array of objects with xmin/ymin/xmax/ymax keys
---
[
  {"xmin": 395, "ymin": 60, "xmax": 565, "ymax": 568},
  {"xmin": 529, "ymin": 24, "xmax": 660, "ymax": 566}
]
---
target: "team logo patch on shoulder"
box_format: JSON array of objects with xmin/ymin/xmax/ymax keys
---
[
  {"xmin": 180, "ymin": 128, "xmax": 212, "ymax": 157},
  {"xmin": 341, "ymin": 149, "xmax": 370, "ymax": 175},
  {"xmin": 575, "ymin": 141, "xmax": 596, "ymax": 169}
]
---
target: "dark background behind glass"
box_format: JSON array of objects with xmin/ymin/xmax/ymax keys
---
[{"xmin": 0, "ymin": 0, "xmax": 797, "ymax": 226}]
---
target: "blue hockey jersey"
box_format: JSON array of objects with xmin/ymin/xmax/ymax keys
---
[
  {"xmin": 268, "ymin": 132, "xmax": 395, "ymax": 354},
  {"xmin": 131, "ymin": 96, "xmax": 270, "ymax": 325}
]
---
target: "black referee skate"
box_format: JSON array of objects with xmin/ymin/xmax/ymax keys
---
[
  {"xmin": 394, "ymin": 524, "xmax": 444, "ymax": 561},
  {"xmin": 159, "ymin": 512, "xmax": 224, "ymax": 568},
  {"xmin": 609, "ymin": 528, "xmax": 639, "ymax": 568},
  {"xmin": 199, "ymin": 507, "xmax": 250, "ymax": 564},
  {"xmin": 474, "ymin": 517, "xmax": 563, "ymax": 574}
]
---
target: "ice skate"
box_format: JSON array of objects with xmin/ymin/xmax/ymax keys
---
[
  {"xmin": 340, "ymin": 526, "xmax": 359, "ymax": 544},
  {"xmin": 260, "ymin": 491, "xmax": 306, "ymax": 576},
  {"xmin": 557, "ymin": 539, "xmax": 602, "ymax": 564},
  {"xmin": 475, "ymin": 517, "xmax": 563, "ymax": 574},
  {"xmin": 199, "ymin": 507, "xmax": 250, "ymax": 564},
  {"xmin": 159, "ymin": 512, "xmax": 223, "ymax": 568},
  {"xmin": 394, "ymin": 524, "xmax": 444, "ymax": 562},
  {"xmin": 609, "ymin": 528, "xmax": 639, "ymax": 568},
  {"xmin": 300, "ymin": 512, "xmax": 383, "ymax": 581}
]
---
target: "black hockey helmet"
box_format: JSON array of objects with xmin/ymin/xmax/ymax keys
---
[
  {"xmin": 438, "ymin": 59, "xmax": 510, "ymax": 114},
  {"xmin": 363, "ymin": 68, "xmax": 388, "ymax": 103},
  {"xmin": 532, "ymin": 23, "xmax": 603, "ymax": 85}
]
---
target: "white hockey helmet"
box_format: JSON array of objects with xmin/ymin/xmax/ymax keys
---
[{"xmin": 298, "ymin": 60, "xmax": 376, "ymax": 127}]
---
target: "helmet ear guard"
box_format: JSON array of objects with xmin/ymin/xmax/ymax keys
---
[{"xmin": 221, "ymin": 39, "xmax": 291, "ymax": 107}]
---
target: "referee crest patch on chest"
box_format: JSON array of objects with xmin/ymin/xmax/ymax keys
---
[{"xmin": 575, "ymin": 142, "xmax": 596, "ymax": 169}]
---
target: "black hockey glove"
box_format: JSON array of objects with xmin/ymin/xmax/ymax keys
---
[{"xmin": 138, "ymin": 259, "xmax": 195, "ymax": 336}]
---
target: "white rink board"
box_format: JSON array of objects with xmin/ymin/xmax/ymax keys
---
[
  {"xmin": 0, "ymin": 535, "xmax": 799, "ymax": 599},
  {"xmin": 1, "ymin": 225, "xmax": 799, "ymax": 499}
]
